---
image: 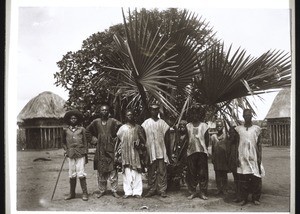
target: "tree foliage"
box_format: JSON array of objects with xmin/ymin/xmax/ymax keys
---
[
  {"xmin": 54, "ymin": 8, "xmax": 217, "ymax": 123},
  {"xmin": 54, "ymin": 8, "xmax": 291, "ymax": 126}
]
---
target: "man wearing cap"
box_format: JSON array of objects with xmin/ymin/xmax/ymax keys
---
[
  {"xmin": 62, "ymin": 109, "xmax": 89, "ymax": 201},
  {"xmin": 86, "ymin": 104, "xmax": 122, "ymax": 198},
  {"xmin": 142, "ymin": 103, "xmax": 170, "ymax": 198}
]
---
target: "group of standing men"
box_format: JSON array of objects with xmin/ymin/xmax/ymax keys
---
[{"xmin": 61, "ymin": 103, "xmax": 264, "ymax": 206}]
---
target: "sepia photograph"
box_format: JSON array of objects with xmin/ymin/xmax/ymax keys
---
[{"xmin": 6, "ymin": 0, "xmax": 294, "ymax": 213}]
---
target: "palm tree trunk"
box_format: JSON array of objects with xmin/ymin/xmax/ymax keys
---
[{"xmin": 136, "ymin": 82, "xmax": 150, "ymax": 118}]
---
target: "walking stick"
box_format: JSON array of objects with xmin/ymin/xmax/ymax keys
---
[{"xmin": 51, "ymin": 155, "xmax": 67, "ymax": 201}]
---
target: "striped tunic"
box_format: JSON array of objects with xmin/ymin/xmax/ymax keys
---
[{"xmin": 117, "ymin": 124, "xmax": 146, "ymax": 171}]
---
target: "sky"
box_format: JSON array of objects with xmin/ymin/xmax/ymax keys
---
[{"xmin": 14, "ymin": 2, "xmax": 292, "ymax": 120}]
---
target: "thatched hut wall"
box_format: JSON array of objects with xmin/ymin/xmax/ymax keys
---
[
  {"xmin": 266, "ymin": 118, "xmax": 290, "ymax": 147},
  {"xmin": 19, "ymin": 118, "xmax": 66, "ymax": 149},
  {"xmin": 265, "ymin": 88, "xmax": 291, "ymax": 146},
  {"xmin": 17, "ymin": 91, "xmax": 67, "ymax": 149}
]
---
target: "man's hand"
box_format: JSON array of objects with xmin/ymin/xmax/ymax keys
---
[
  {"xmin": 64, "ymin": 151, "xmax": 68, "ymax": 157},
  {"xmin": 134, "ymin": 140, "xmax": 140, "ymax": 148}
]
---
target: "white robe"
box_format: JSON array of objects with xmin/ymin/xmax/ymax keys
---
[
  {"xmin": 186, "ymin": 122, "xmax": 209, "ymax": 157},
  {"xmin": 141, "ymin": 118, "xmax": 170, "ymax": 164},
  {"xmin": 235, "ymin": 125, "xmax": 265, "ymax": 178}
]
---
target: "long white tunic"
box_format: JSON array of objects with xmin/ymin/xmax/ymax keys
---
[
  {"xmin": 141, "ymin": 118, "xmax": 170, "ymax": 164},
  {"xmin": 235, "ymin": 125, "xmax": 265, "ymax": 178}
]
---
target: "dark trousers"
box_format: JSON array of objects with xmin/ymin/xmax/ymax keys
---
[
  {"xmin": 148, "ymin": 159, "xmax": 167, "ymax": 194},
  {"xmin": 233, "ymin": 172, "xmax": 241, "ymax": 200},
  {"xmin": 239, "ymin": 174, "xmax": 262, "ymax": 202},
  {"xmin": 186, "ymin": 152, "xmax": 208, "ymax": 195},
  {"xmin": 215, "ymin": 170, "xmax": 228, "ymax": 192}
]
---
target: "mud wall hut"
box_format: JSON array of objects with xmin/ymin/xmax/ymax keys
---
[
  {"xmin": 265, "ymin": 88, "xmax": 291, "ymax": 146},
  {"xmin": 17, "ymin": 91, "xmax": 67, "ymax": 149}
]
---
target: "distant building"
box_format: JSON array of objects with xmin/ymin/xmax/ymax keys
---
[
  {"xmin": 17, "ymin": 91, "xmax": 67, "ymax": 149},
  {"xmin": 265, "ymin": 88, "xmax": 291, "ymax": 146}
]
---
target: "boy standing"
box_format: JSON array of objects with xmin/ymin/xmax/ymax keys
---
[
  {"xmin": 62, "ymin": 110, "xmax": 89, "ymax": 201},
  {"xmin": 211, "ymin": 119, "xmax": 229, "ymax": 195}
]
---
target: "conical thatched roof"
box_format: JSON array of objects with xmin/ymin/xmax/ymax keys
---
[
  {"xmin": 17, "ymin": 91, "xmax": 67, "ymax": 122},
  {"xmin": 265, "ymin": 88, "xmax": 291, "ymax": 119}
]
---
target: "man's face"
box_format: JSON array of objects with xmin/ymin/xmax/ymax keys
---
[
  {"xmin": 243, "ymin": 110, "xmax": 252, "ymax": 123},
  {"xmin": 126, "ymin": 111, "xmax": 134, "ymax": 122},
  {"xmin": 150, "ymin": 108, "xmax": 159, "ymax": 117},
  {"xmin": 100, "ymin": 105, "xmax": 109, "ymax": 118},
  {"xmin": 178, "ymin": 124, "xmax": 187, "ymax": 134},
  {"xmin": 216, "ymin": 122, "xmax": 223, "ymax": 132},
  {"xmin": 70, "ymin": 115, "xmax": 78, "ymax": 125}
]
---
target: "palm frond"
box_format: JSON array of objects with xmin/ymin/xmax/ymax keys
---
[{"xmin": 191, "ymin": 43, "xmax": 291, "ymax": 119}]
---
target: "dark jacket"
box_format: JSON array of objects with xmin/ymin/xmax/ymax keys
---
[{"xmin": 62, "ymin": 126, "xmax": 88, "ymax": 159}]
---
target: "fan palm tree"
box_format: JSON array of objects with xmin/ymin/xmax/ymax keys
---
[
  {"xmin": 96, "ymin": 8, "xmax": 217, "ymax": 120},
  {"xmin": 95, "ymin": 8, "xmax": 291, "ymax": 124}
]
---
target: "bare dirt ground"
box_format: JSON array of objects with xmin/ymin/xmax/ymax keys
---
[{"xmin": 16, "ymin": 146, "xmax": 291, "ymax": 212}]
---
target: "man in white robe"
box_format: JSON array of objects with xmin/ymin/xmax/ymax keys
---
[
  {"xmin": 235, "ymin": 109, "xmax": 265, "ymax": 206},
  {"xmin": 142, "ymin": 103, "xmax": 170, "ymax": 198}
]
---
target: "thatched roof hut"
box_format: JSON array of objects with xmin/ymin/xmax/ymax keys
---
[
  {"xmin": 17, "ymin": 91, "xmax": 66, "ymax": 123},
  {"xmin": 17, "ymin": 91, "xmax": 67, "ymax": 149},
  {"xmin": 265, "ymin": 88, "xmax": 291, "ymax": 146},
  {"xmin": 265, "ymin": 88, "xmax": 290, "ymax": 119}
]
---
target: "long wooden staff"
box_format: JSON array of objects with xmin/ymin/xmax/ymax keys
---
[{"xmin": 51, "ymin": 155, "xmax": 67, "ymax": 201}]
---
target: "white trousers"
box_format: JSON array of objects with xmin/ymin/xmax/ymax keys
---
[
  {"xmin": 68, "ymin": 156, "xmax": 86, "ymax": 178},
  {"xmin": 123, "ymin": 167, "xmax": 143, "ymax": 196}
]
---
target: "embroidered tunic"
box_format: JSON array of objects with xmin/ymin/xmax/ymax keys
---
[
  {"xmin": 117, "ymin": 124, "xmax": 146, "ymax": 171},
  {"xmin": 186, "ymin": 122, "xmax": 209, "ymax": 157},
  {"xmin": 62, "ymin": 126, "xmax": 88, "ymax": 159},
  {"xmin": 86, "ymin": 118, "xmax": 121, "ymax": 173},
  {"xmin": 235, "ymin": 125, "xmax": 265, "ymax": 178},
  {"xmin": 141, "ymin": 118, "xmax": 170, "ymax": 164}
]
